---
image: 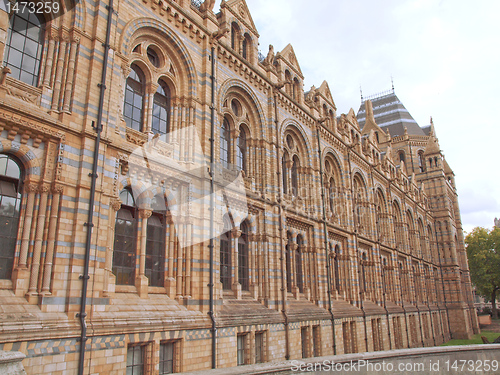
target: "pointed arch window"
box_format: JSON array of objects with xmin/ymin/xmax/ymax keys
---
[
  {"xmin": 418, "ymin": 152, "xmax": 425, "ymax": 172},
  {"xmin": 296, "ymin": 235, "xmax": 304, "ymax": 293},
  {"xmin": 329, "ymin": 177, "xmax": 335, "ymax": 213},
  {"xmin": 4, "ymin": 8, "xmax": 45, "ymax": 86},
  {"xmin": 0, "ymin": 155, "xmax": 23, "ymax": 279},
  {"xmin": 220, "ymin": 118, "xmax": 231, "ymax": 168},
  {"xmin": 152, "ymin": 82, "xmax": 170, "ymax": 135},
  {"xmin": 334, "ymin": 244, "xmax": 341, "ymax": 293},
  {"xmin": 285, "ymin": 232, "xmax": 293, "ymax": 292},
  {"xmin": 291, "ymin": 156, "xmax": 299, "ymax": 196},
  {"xmin": 113, "ymin": 189, "xmax": 137, "ymax": 285},
  {"xmin": 282, "ymin": 154, "xmax": 289, "ymax": 195},
  {"xmin": 220, "ymin": 216, "xmax": 232, "ymax": 290},
  {"xmin": 123, "ymin": 65, "xmax": 145, "ymax": 132},
  {"xmin": 236, "ymin": 129, "xmax": 246, "ymax": 172},
  {"xmin": 238, "ymin": 221, "xmax": 249, "ymax": 291},
  {"xmin": 146, "ymin": 194, "xmax": 166, "ymax": 287},
  {"xmin": 231, "ymin": 22, "xmax": 239, "ymax": 50}
]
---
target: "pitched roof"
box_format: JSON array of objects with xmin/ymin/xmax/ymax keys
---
[{"xmin": 357, "ymin": 91, "xmax": 425, "ymax": 137}]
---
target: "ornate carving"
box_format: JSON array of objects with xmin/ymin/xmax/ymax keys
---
[
  {"xmin": 110, "ymin": 199, "xmax": 122, "ymax": 211},
  {"xmin": 38, "ymin": 184, "xmax": 51, "ymax": 194},
  {"xmin": 139, "ymin": 209, "xmax": 153, "ymax": 219},
  {"xmin": 52, "ymin": 184, "xmax": 64, "ymax": 194},
  {"xmin": 24, "ymin": 183, "xmax": 39, "ymax": 194}
]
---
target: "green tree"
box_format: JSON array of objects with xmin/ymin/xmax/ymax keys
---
[{"xmin": 465, "ymin": 227, "xmax": 500, "ymax": 319}]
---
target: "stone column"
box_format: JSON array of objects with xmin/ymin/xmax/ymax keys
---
[
  {"xmin": 248, "ymin": 233, "xmax": 258, "ymax": 299},
  {"xmin": 40, "ymin": 184, "xmax": 63, "ymax": 295},
  {"xmin": 12, "ymin": 183, "xmax": 38, "ymax": 296},
  {"xmin": 136, "ymin": 209, "xmax": 152, "ymax": 297},
  {"xmin": 231, "ymin": 227, "xmax": 242, "ymax": 299},
  {"xmin": 165, "ymin": 213, "xmax": 176, "ymax": 296},
  {"xmin": 103, "ymin": 198, "xmax": 122, "ymax": 295},
  {"xmin": 26, "ymin": 184, "xmax": 49, "ymax": 300}
]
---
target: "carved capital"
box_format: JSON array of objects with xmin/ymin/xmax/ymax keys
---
[
  {"xmin": 52, "ymin": 184, "xmax": 64, "ymax": 194},
  {"xmin": 231, "ymin": 228, "xmax": 242, "ymax": 238},
  {"xmin": 139, "ymin": 209, "xmax": 153, "ymax": 219},
  {"xmin": 110, "ymin": 199, "xmax": 122, "ymax": 212},
  {"xmin": 38, "ymin": 184, "xmax": 51, "ymax": 194},
  {"xmin": 24, "ymin": 183, "xmax": 39, "ymax": 194}
]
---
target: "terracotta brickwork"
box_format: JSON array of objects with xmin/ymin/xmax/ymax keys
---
[{"xmin": 0, "ymin": 0, "xmax": 478, "ymax": 373}]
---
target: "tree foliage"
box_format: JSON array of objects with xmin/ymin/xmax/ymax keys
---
[{"xmin": 465, "ymin": 227, "xmax": 500, "ymax": 318}]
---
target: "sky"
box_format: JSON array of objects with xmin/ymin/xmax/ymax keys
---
[{"xmin": 213, "ymin": 0, "xmax": 500, "ymax": 234}]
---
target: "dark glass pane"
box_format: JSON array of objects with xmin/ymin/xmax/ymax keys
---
[
  {"xmin": 20, "ymin": 70, "xmax": 35, "ymax": 86},
  {"xmin": 13, "ymin": 17, "xmax": 28, "ymax": 34},
  {"xmin": 8, "ymin": 48, "xmax": 23, "ymax": 67}
]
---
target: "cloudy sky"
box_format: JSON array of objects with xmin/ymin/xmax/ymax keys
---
[{"xmin": 214, "ymin": 0, "xmax": 500, "ymax": 233}]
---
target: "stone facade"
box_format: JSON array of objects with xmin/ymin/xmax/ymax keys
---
[{"xmin": 0, "ymin": 0, "xmax": 478, "ymax": 374}]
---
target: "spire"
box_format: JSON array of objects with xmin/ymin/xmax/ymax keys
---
[{"xmin": 361, "ymin": 99, "xmax": 384, "ymax": 136}]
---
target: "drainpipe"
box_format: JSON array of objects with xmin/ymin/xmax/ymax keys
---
[
  {"xmin": 273, "ymin": 83, "xmax": 290, "ymax": 360},
  {"xmin": 78, "ymin": 1, "xmax": 113, "ymax": 374},
  {"xmin": 346, "ymin": 145, "xmax": 368, "ymax": 352},
  {"xmin": 434, "ymin": 222, "xmax": 452, "ymax": 340},
  {"xmin": 208, "ymin": 42, "xmax": 217, "ymax": 369},
  {"xmin": 369, "ymin": 166, "xmax": 392, "ymax": 350},
  {"xmin": 316, "ymin": 124, "xmax": 336, "ymax": 355}
]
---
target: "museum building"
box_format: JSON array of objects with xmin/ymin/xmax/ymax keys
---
[{"xmin": 0, "ymin": 0, "xmax": 478, "ymax": 373}]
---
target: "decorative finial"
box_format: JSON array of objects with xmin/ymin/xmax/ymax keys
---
[
  {"xmin": 391, "ymin": 76, "xmax": 394, "ymax": 92},
  {"xmin": 360, "ymin": 86, "xmax": 363, "ymax": 102}
]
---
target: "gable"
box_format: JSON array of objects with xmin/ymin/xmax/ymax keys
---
[
  {"xmin": 277, "ymin": 43, "xmax": 303, "ymax": 78},
  {"xmin": 223, "ymin": 0, "xmax": 259, "ymax": 36}
]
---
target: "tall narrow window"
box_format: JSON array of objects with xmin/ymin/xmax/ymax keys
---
[
  {"xmin": 291, "ymin": 156, "xmax": 299, "ymax": 196},
  {"xmin": 123, "ymin": 65, "xmax": 145, "ymax": 131},
  {"xmin": 152, "ymin": 83, "xmax": 170, "ymax": 135},
  {"xmin": 220, "ymin": 216, "xmax": 231, "ymax": 290},
  {"xmin": 418, "ymin": 152, "xmax": 425, "ymax": 172},
  {"xmin": 286, "ymin": 233, "xmax": 292, "ymax": 292},
  {"xmin": 4, "ymin": 8, "xmax": 44, "ymax": 86},
  {"xmin": 242, "ymin": 37, "xmax": 248, "ymax": 59},
  {"xmin": 159, "ymin": 341, "xmax": 175, "ymax": 374},
  {"xmin": 329, "ymin": 177, "xmax": 335, "ymax": 212},
  {"xmin": 126, "ymin": 344, "xmax": 145, "ymax": 375},
  {"xmin": 0, "ymin": 155, "xmax": 22, "ymax": 279},
  {"xmin": 113, "ymin": 189, "xmax": 137, "ymax": 285},
  {"xmin": 255, "ymin": 332, "xmax": 264, "ymax": 363},
  {"xmin": 220, "ymin": 118, "xmax": 230, "ymax": 168},
  {"xmin": 334, "ymin": 245, "xmax": 341, "ymax": 293},
  {"xmin": 238, "ymin": 221, "xmax": 249, "ymax": 291},
  {"xmin": 237, "ymin": 334, "xmax": 246, "ymax": 365},
  {"xmin": 236, "ymin": 129, "xmax": 246, "ymax": 172},
  {"xmin": 231, "ymin": 22, "xmax": 239, "ymax": 50},
  {"xmin": 282, "ymin": 154, "xmax": 288, "ymax": 195},
  {"xmin": 146, "ymin": 196, "xmax": 165, "ymax": 287},
  {"xmin": 301, "ymin": 327, "xmax": 308, "ymax": 358},
  {"xmin": 296, "ymin": 235, "xmax": 303, "ymax": 293}
]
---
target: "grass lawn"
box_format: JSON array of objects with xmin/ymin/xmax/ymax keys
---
[{"xmin": 440, "ymin": 331, "xmax": 500, "ymax": 346}]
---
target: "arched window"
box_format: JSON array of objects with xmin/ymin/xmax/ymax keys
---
[
  {"xmin": 296, "ymin": 235, "xmax": 304, "ymax": 293},
  {"xmin": 291, "ymin": 156, "xmax": 299, "ymax": 196},
  {"xmin": 333, "ymin": 244, "xmax": 340, "ymax": 293},
  {"xmin": 238, "ymin": 221, "xmax": 249, "ymax": 290},
  {"xmin": 123, "ymin": 65, "xmax": 145, "ymax": 131},
  {"xmin": 242, "ymin": 34, "xmax": 249, "ymax": 60},
  {"xmin": 329, "ymin": 177, "xmax": 335, "ymax": 213},
  {"xmin": 220, "ymin": 118, "xmax": 231, "ymax": 168},
  {"xmin": 220, "ymin": 216, "xmax": 232, "ymax": 290},
  {"xmin": 418, "ymin": 152, "xmax": 425, "ymax": 172},
  {"xmin": 231, "ymin": 22, "xmax": 239, "ymax": 50},
  {"xmin": 146, "ymin": 194, "xmax": 166, "ymax": 287},
  {"xmin": 152, "ymin": 82, "xmax": 170, "ymax": 135},
  {"xmin": 4, "ymin": 8, "xmax": 44, "ymax": 86},
  {"xmin": 236, "ymin": 128, "xmax": 246, "ymax": 172},
  {"xmin": 282, "ymin": 153, "xmax": 289, "ymax": 195},
  {"xmin": 359, "ymin": 252, "xmax": 367, "ymax": 293},
  {"xmin": 113, "ymin": 189, "xmax": 137, "ymax": 285},
  {"xmin": 286, "ymin": 232, "xmax": 293, "ymax": 292},
  {"xmin": 0, "ymin": 155, "xmax": 22, "ymax": 279}
]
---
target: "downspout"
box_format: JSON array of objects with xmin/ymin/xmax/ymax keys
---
[
  {"xmin": 371, "ymin": 166, "xmax": 392, "ymax": 350},
  {"xmin": 78, "ymin": 1, "xmax": 113, "ymax": 374},
  {"xmin": 434, "ymin": 222, "xmax": 452, "ymax": 340},
  {"xmin": 425, "ymin": 266, "xmax": 437, "ymax": 346},
  {"xmin": 208, "ymin": 42, "xmax": 217, "ymax": 369},
  {"xmin": 346, "ymin": 145, "xmax": 368, "ymax": 352},
  {"xmin": 273, "ymin": 84, "xmax": 290, "ymax": 360},
  {"xmin": 316, "ymin": 124, "xmax": 336, "ymax": 355},
  {"xmin": 389, "ymin": 180, "xmax": 410, "ymax": 348}
]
